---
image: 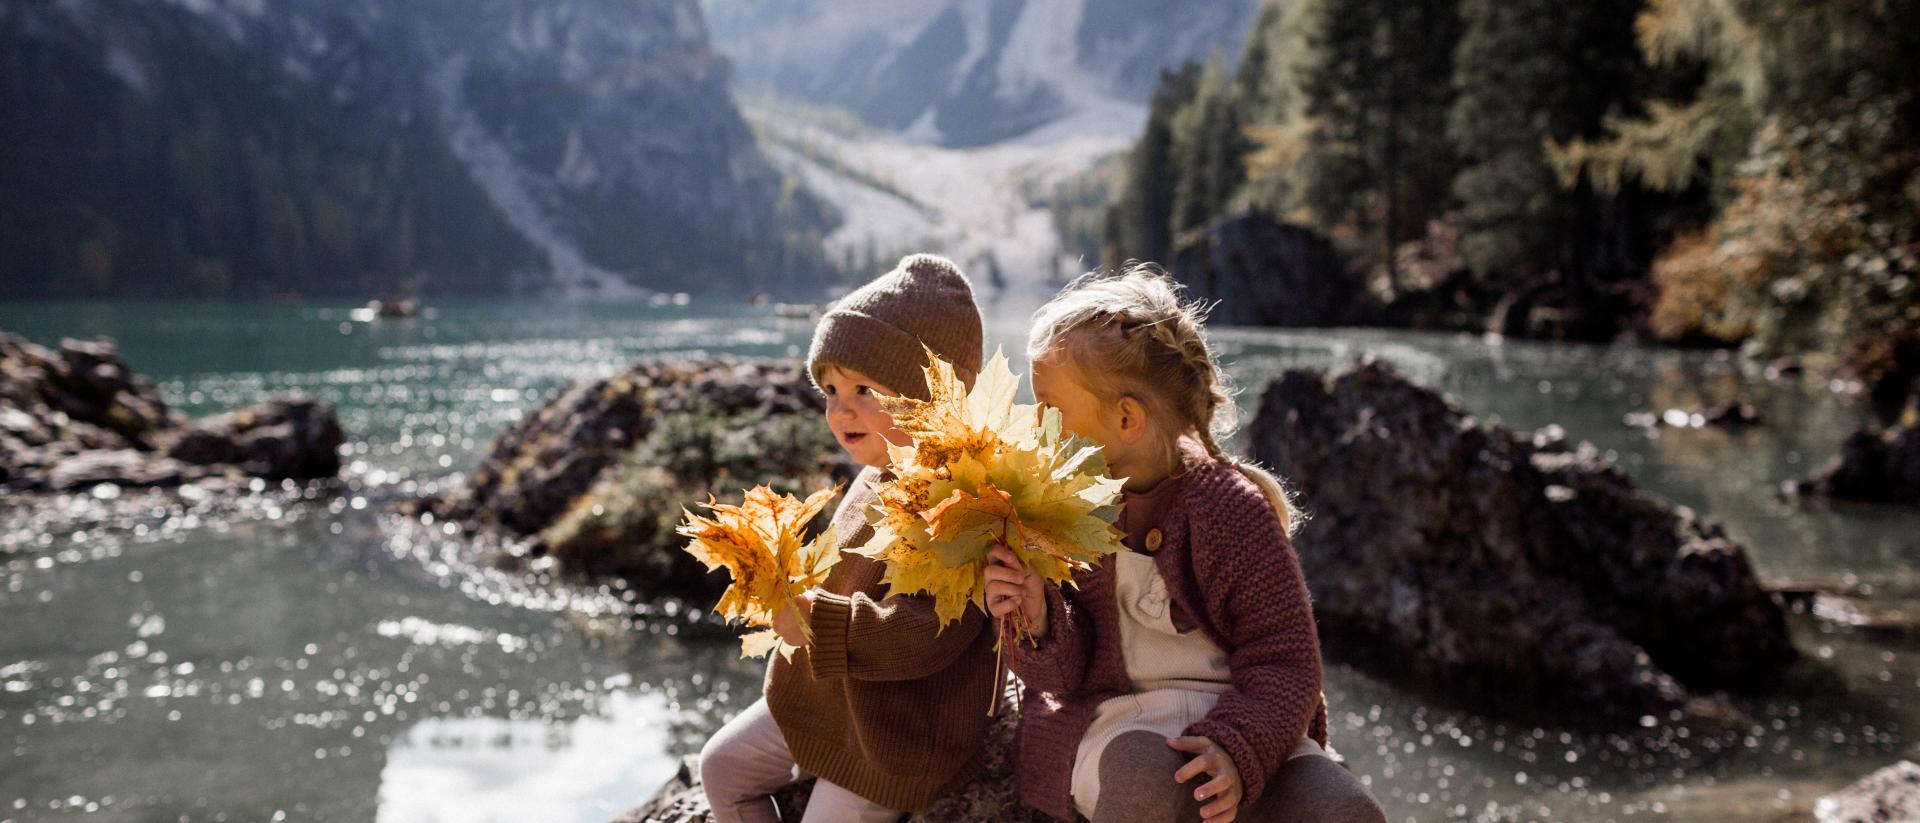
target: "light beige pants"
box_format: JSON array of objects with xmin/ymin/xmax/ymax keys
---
[{"xmin": 698, "ymin": 698, "xmax": 903, "ymax": 823}]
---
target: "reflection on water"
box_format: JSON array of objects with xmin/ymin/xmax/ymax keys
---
[
  {"xmin": 1, "ymin": 299, "xmax": 1915, "ymax": 822},
  {"xmin": 378, "ymin": 691, "xmax": 680, "ymax": 823}
]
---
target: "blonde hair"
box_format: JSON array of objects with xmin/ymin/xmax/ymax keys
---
[{"xmin": 1027, "ymin": 262, "xmax": 1301, "ymax": 536}]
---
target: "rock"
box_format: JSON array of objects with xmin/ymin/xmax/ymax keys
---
[
  {"xmin": 1247, "ymin": 357, "xmax": 1796, "ymax": 724},
  {"xmin": 162, "ymin": 397, "xmax": 344, "ymax": 479},
  {"xmin": 1622, "ymin": 402, "xmax": 1764, "ymax": 430},
  {"xmin": 1169, "ymin": 213, "xmax": 1363, "ymax": 327},
  {"xmin": 1788, "ymin": 424, "xmax": 1920, "ymax": 506},
  {"xmin": 1765, "ymin": 356, "xmax": 1806, "ymax": 382},
  {"xmin": 610, "ymin": 757, "xmax": 806, "ymax": 823},
  {"xmin": 1774, "ymin": 578, "xmax": 1920, "ymax": 637},
  {"xmin": 0, "ymin": 331, "xmax": 342, "ymax": 493},
  {"xmin": 427, "ymin": 357, "xmax": 826, "ymax": 535},
  {"xmin": 417, "ymin": 357, "xmax": 850, "ymax": 591},
  {"xmin": 1165, "ymin": 212, "xmax": 1649, "ymax": 342},
  {"xmin": 0, "ymin": 333, "xmax": 182, "ymax": 447},
  {"xmin": 613, "ymin": 682, "xmax": 1047, "ymax": 823},
  {"xmin": 1376, "ymin": 216, "xmax": 1650, "ymax": 342},
  {"xmin": 44, "ymin": 449, "xmax": 219, "ymax": 491},
  {"xmin": 1814, "ymin": 760, "xmax": 1920, "ymax": 823}
]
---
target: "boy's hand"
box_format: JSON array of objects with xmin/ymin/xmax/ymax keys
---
[
  {"xmin": 1169, "ymin": 736, "xmax": 1242, "ymax": 822},
  {"xmin": 984, "ymin": 544, "xmax": 1047, "ymax": 635},
  {"xmin": 772, "ymin": 592, "xmax": 813, "ymax": 647}
]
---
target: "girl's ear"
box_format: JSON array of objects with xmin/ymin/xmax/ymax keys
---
[{"xmin": 1115, "ymin": 395, "xmax": 1150, "ymax": 446}]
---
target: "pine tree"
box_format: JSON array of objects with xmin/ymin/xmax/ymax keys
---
[
  {"xmin": 1446, "ymin": 0, "xmax": 1644, "ymax": 281},
  {"xmin": 1297, "ymin": 0, "xmax": 1463, "ymax": 285},
  {"xmin": 1171, "ymin": 56, "xmax": 1251, "ymax": 237},
  {"xmin": 1107, "ymin": 64, "xmax": 1201, "ymax": 264}
]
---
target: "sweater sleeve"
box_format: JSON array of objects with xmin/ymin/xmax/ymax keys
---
[
  {"xmin": 1006, "ymin": 580, "xmax": 1093, "ymax": 694},
  {"xmin": 1180, "ymin": 471, "xmax": 1324, "ymax": 811},
  {"xmin": 805, "ymin": 588, "xmax": 987, "ymax": 682}
]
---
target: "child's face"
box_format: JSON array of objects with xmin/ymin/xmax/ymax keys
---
[
  {"xmin": 819, "ymin": 365, "xmax": 911, "ymax": 468},
  {"xmin": 1030, "ymin": 354, "xmax": 1134, "ymax": 464}
]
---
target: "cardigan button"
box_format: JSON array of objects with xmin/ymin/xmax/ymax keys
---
[{"xmin": 1144, "ymin": 528, "xmax": 1163, "ymax": 552}]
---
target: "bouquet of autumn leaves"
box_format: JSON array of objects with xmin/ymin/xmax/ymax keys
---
[
  {"xmin": 677, "ymin": 484, "xmax": 841, "ymax": 660},
  {"xmin": 859, "ymin": 347, "xmax": 1128, "ymax": 645}
]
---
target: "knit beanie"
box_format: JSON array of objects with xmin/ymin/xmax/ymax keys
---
[{"xmin": 807, "ymin": 254, "xmax": 984, "ymax": 400}]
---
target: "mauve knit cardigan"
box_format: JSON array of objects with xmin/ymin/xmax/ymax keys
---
[{"xmin": 1009, "ymin": 442, "xmax": 1330, "ymax": 820}]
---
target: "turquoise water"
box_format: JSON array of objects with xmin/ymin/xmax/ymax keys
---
[{"xmin": 1, "ymin": 299, "xmax": 1915, "ymax": 822}]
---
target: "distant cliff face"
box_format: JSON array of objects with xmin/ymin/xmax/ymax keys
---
[
  {"xmin": 0, "ymin": 0, "xmax": 830, "ymax": 298},
  {"xmin": 704, "ymin": 0, "xmax": 1262, "ymax": 146}
]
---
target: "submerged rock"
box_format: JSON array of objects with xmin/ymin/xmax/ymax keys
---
[
  {"xmin": 1788, "ymin": 424, "xmax": 1920, "ymax": 506},
  {"xmin": 1622, "ymin": 401, "xmax": 1764, "ymax": 430},
  {"xmin": 1815, "ymin": 760, "xmax": 1920, "ymax": 823},
  {"xmin": 415, "ymin": 357, "xmax": 850, "ymax": 591},
  {"xmin": 1248, "ymin": 357, "xmax": 1796, "ymax": 724},
  {"xmin": 1774, "ymin": 577, "xmax": 1920, "ymax": 638},
  {"xmin": 0, "ymin": 332, "xmax": 342, "ymax": 493}
]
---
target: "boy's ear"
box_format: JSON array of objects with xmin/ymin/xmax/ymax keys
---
[{"xmin": 1116, "ymin": 395, "xmax": 1149, "ymax": 446}]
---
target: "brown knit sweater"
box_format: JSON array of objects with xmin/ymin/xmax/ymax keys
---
[
  {"xmin": 1009, "ymin": 440, "xmax": 1330, "ymax": 820},
  {"xmin": 763, "ymin": 466, "xmax": 999, "ymax": 811}
]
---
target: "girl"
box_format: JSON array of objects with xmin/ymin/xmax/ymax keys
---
[
  {"xmin": 698, "ymin": 254, "xmax": 998, "ymax": 823},
  {"xmin": 986, "ymin": 264, "xmax": 1384, "ymax": 823}
]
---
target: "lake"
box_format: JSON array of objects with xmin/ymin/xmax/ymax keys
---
[{"xmin": 1, "ymin": 298, "xmax": 1915, "ymax": 822}]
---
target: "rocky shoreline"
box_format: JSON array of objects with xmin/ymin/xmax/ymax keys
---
[
  {"xmin": 0, "ymin": 332, "xmax": 342, "ymax": 494},
  {"xmin": 396, "ymin": 353, "xmax": 1858, "ymax": 819},
  {"xmin": 425, "ymin": 355, "xmax": 1808, "ymax": 723}
]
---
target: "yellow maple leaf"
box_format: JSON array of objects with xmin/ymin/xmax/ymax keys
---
[
  {"xmin": 860, "ymin": 347, "xmax": 1127, "ymax": 633},
  {"xmin": 678, "ymin": 484, "xmax": 841, "ymax": 659}
]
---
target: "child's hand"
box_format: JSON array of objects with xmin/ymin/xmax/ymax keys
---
[
  {"xmin": 1169, "ymin": 735, "xmax": 1242, "ymax": 822},
  {"xmin": 772, "ymin": 592, "xmax": 813, "ymax": 648},
  {"xmin": 983, "ymin": 544, "xmax": 1046, "ymax": 635}
]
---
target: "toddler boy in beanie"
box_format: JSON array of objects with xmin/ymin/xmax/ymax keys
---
[
  {"xmin": 806, "ymin": 253, "xmax": 984, "ymax": 400},
  {"xmin": 695, "ymin": 256, "xmax": 997, "ymax": 822}
]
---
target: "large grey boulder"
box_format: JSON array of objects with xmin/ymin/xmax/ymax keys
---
[{"xmin": 1247, "ymin": 357, "xmax": 1796, "ymax": 723}]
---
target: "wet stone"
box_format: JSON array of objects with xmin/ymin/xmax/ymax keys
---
[
  {"xmin": 1788, "ymin": 424, "xmax": 1920, "ymax": 507},
  {"xmin": 0, "ymin": 331, "xmax": 343, "ymax": 493},
  {"xmin": 1814, "ymin": 760, "xmax": 1920, "ymax": 823}
]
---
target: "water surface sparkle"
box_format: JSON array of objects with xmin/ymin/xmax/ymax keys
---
[{"xmin": 2, "ymin": 299, "xmax": 1915, "ymax": 822}]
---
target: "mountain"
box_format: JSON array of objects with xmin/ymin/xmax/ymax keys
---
[
  {"xmin": 0, "ymin": 0, "xmax": 831, "ymax": 299},
  {"xmin": 704, "ymin": 0, "xmax": 1263, "ymax": 146}
]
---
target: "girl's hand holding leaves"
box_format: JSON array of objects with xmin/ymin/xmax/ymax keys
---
[{"xmin": 984, "ymin": 543, "xmax": 1047, "ymax": 636}]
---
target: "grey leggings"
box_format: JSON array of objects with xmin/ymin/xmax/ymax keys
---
[{"xmin": 1090, "ymin": 731, "xmax": 1386, "ymax": 823}]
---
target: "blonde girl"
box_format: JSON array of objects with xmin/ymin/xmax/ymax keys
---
[{"xmin": 986, "ymin": 264, "xmax": 1384, "ymax": 823}]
